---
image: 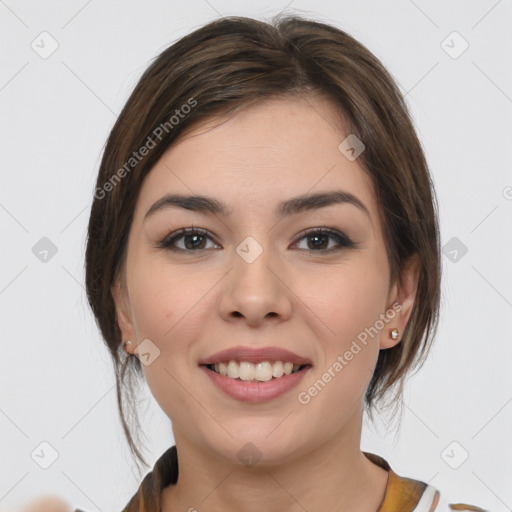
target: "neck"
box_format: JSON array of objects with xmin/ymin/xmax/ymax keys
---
[{"xmin": 161, "ymin": 408, "xmax": 388, "ymax": 512}]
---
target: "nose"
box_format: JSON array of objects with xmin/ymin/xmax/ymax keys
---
[{"xmin": 219, "ymin": 244, "xmax": 293, "ymax": 327}]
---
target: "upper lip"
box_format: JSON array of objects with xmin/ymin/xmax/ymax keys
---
[{"xmin": 199, "ymin": 346, "xmax": 312, "ymax": 366}]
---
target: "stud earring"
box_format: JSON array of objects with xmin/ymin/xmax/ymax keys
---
[
  {"xmin": 389, "ymin": 328, "xmax": 399, "ymax": 340},
  {"xmin": 123, "ymin": 340, "xmax": 132, "ymax": 353}
]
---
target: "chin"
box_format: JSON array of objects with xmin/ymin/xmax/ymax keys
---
[{"xmin": 204, "ymin": 428, "xmax": 308, "ymax": 468}]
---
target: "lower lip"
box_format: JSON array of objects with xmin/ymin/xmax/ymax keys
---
[{"xmin": 200, "ymin": 365, "xmax": 311, "ymax": 403}]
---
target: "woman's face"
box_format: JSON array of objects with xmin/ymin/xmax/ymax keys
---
[{"xmin": 112, "ymin": 96, "xmax": 417, "ymax": 464}]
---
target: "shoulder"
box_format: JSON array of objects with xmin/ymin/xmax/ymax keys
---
[
  {"xmin": 388, "ymin": 472, "xmax": 489, "ymax": 512},
  {"xmin": 72, "ymin": 445, "xmax": 174, "ymax": 512},
  {"xmin": 363, "ymin": 451, "xmax": 488, "ymax": 512},
  {"xmin": 390, "ymin": 475, "xmax": 489, "ymax": 512}
]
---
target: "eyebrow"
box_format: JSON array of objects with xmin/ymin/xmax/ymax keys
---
[{"xmin": 144, "ymin": 190, "xmax": 370, "ymax": 220}]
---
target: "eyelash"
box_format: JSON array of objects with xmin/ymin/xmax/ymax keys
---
[{"xmin": 156, "ymin": 225, "xmax": 356, "ymax": 253}]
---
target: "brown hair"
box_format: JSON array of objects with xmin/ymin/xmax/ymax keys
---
[{"xmin": 85, "ymin": 12, "xmax": 441, "ymax": 502}]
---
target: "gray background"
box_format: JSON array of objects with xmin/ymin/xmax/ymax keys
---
[{"xmin": 1, "ymin": 0, "xmax": 511, "ymax": 510}]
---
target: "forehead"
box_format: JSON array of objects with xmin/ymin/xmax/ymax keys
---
[{"xmin": 134, "ymin": 96, "xmax": 379, "ymax": 223}]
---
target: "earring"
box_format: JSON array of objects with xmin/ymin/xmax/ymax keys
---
[
  {"xmin": 123, "ymin": 340, "xmax": 132, "ymax": 353},
  {"xmin": 389, "ymin": 328, "xmax": 399, "ymax": 340}
]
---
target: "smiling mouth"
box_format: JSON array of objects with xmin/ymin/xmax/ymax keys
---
[{"xmin": 203, "ymin": 361, "xmax": 312, "ymax": 382}]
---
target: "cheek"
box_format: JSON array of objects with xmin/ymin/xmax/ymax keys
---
[
  {"xmin": 128, "ymin": 256, "xmax": 207, "ymax": 341},
  {"xmin": 126, "ymin": 262, "xmax": 204, "ymax": 419},
  {"xmin": 295, "ymin": 270, "xmax": 388, "ymax": 430},
  {"xmin": 307, "ymin": 263, "xmax": 389, "ymax": 347},
  {"xmin": 126, "ymin": 256, "xmax": 221, "ymax": 397},
  {"xmin": 129, "ymin": 274, "xmax": 174, "ymax": 341},
  {"xmin": 296, "ymin": 262, "xmax": 389, "ymax": 404}
]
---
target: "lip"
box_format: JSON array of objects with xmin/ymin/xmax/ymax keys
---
[
  {"xmin": 200, "ymin": 364, "xmax": 312, "ymax": 403},
  {"xmin": 198, "ymin": 345, "xmax": 312, "ymax": 366}
]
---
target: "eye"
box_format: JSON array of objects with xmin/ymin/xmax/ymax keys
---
[
  {"xmin": 293, "ymin": 227, "xmax": 356, "ymax": 252},
  {"xmin": 157, "ymin": 226, "xmax": 219, "ymax": 251},
  {"xmin": 156, "ymin": 226, "xmax": 356, "ymax": 253}
]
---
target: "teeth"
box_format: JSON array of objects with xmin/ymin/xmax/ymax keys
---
[
  {"xmin": 239, "ymin": 361, "xmax": 255, "ymax": 381},
  {"xmin": 272, "ymin": 361, "xmax": 284, "ymax": 378},
  {"xmin": 210, "ymin": 360, "xmax": 304, "ymax": 382},
  {"xmin": 227, "ymin": 360, "xmax": 239, "ymax": 379},
  {"xmin": 255, "ymin": 361, "xmax": 273, "ymax": 381}
]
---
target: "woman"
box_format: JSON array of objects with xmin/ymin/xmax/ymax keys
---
[{"xmin": 83, "ymin": 15, "xmax": 487, "ymax": 512}]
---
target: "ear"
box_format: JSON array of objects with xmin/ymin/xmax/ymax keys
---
[
  {"xmin": 111, "ymin": 275, "xmax": 136, "ymax": 354},
  {"xmin": 380, "ymin": 254, "xmax": 420, "ymax": 349}
]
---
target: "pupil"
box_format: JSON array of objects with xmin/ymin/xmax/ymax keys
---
[
  {"xmin": 186, "ymin": 234, "xmax": 204, "ymax": 250},
  {"xmin": 309, "ymin": 234, "xmax": 327, "ymax": 250}
]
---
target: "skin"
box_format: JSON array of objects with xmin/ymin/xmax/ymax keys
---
[
  {"xmin": 112, "ymin": 95, "xmax": 420, "ymax": 512},
  {"xmin": 18, "ymin": 496, "xmax": 73, "ymax": 512}
]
